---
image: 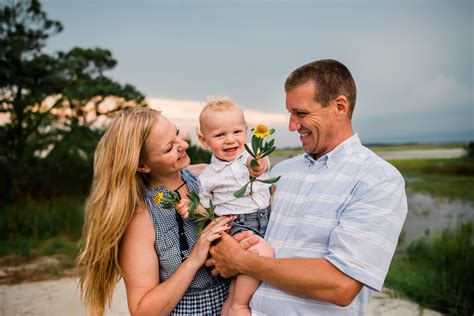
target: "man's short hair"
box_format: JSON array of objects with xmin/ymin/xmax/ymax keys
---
[{"xmin": 285, "ymin": 59, "xmax": 357, "ymax": 118}]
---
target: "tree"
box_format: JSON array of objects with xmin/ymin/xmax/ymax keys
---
[{"xmin": 0, "ymin": 0, "xmax": 147, "ymax": 200}]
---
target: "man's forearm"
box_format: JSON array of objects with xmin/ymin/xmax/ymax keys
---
[{"xmin": 234, "ymin": 252, "xmax": 362, "ymax": 306}]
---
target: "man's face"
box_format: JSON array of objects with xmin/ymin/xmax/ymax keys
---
[{"xmin": 286, "ymin": 81, "xmax": 337, "ymax": 159}]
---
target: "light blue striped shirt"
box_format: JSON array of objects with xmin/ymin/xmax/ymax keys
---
[{"xmin": 250, "ymin": 134, "xmax": 407, "ymax": 315}]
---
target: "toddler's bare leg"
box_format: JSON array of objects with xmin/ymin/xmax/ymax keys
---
[
  {"xmin": 220, "ymin": 279, "xmax": 235, "ymax": 316},
  {"xmin": 223, "ymin": 236, "xmax": 274, "ymax": 316}
]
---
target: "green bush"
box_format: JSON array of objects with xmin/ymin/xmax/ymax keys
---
[
  {"xmin": 186, "ymin": 139, "xmax": 211, "ymax": 164},
  {"xmin": 37, "ymin": 237, "xmax": 80, "ymax": 259},
  {"xmin": 386, "ymin": 223, "xmax": 474, "ymax": 315},
  {"xmin": 0, "ymin": 197, "xmax": 84, "ymax": 240},
  {"xmin": 0, "ymin": 238, "xmax": 39, "ymax": 257}
]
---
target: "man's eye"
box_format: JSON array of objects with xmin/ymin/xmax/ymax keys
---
[{"xmin": 296, "ymin": 112, "xmax": 307, "ymax": 117}]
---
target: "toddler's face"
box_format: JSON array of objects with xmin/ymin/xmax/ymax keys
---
[{"xmin": 200, "ymin": 109, "xmax": 247, "ymax": 161}]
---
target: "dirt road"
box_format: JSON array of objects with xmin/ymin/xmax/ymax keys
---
[{"xmin": 0, "ymin": 277, "xmax": 441, "ymax": 316}]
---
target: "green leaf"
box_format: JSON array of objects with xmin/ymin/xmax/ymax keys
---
[
  {"xmin": 187, "ymin": 191, "xmax": 201, "ymax": 215},
  {"xmin": 262, "ymin": 146, "xmax": 276, "ymax": 157},
  {"xmin": 188, "ymin": 200, "xmax": 199, "ymax": 216},
  {"xmin": 255, "ymin": 175, "xmax": 281, "ymax": 184},
  {"xmin": 251, "ymin": 135, "xmax": 259, "ymax": 155},
  {"xmin": 257, "ymin": 137, "xmax": 263, "ymax": 154},
  {"xmin": 188, "ymin": 191, "xmax": 201, "ymax": 204},
  {"xmin": 250, "ymin": 159, "xmax": 260, "ymax": 169},
  {"xmin": 245, "ymin": 143, "xmax": 255, "ymax": 157},
  {"xmin": 269, "ymin": 128, "xmax": 275, "ymax": 135},
  {"xmin": 196, "ymin": 220, "xmax": 207, "ymax": 235},
  {"xmin": 266, "ymin": 139, "xmax": 275, "ymax": 149},
  {"xmin": 169, "ymin": 191, "xmax": 180, "ymax": 202},
  {"xmin": 161, "ymin": 199, "xmax": 176, "ymax": 209},
  {"xmin": 233, "ymin": 182, "xmax": 249, "ymax": 198}
]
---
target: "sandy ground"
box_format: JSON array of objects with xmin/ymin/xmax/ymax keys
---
[{"xmin": 0, "ymin": 277, "xmax": 441, "ymax": 316}]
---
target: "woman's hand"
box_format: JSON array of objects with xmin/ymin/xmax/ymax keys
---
[{"xmin": 186, "ymin": 216, "xmax": 233, "ymax": 269}]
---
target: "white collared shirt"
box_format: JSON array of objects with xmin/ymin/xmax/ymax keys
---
[{"xmin": 198, "ymin": 150, "xmax": 271, "ymax": 216}]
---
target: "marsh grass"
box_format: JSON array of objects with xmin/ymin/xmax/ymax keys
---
[
  {"xmin": 389, "ymin": 158, "xmax": 474, "ymax": 176},
  {"xmin": 390, "ymin": 158, "xmax": 474, "ymax": 201},
  {"xmin": 386, "ymin": 223, "xmax": 474, "ymax": 315},
  {"xmin": 0, "ymin": 197, "xmax": 84, "ymax": 258}
]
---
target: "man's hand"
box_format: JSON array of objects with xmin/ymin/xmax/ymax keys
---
[
  {"xmin": 205, "ymin": 231, "xmax": 259, "ymax": 277},
  {"xmin": 247, "ymin": 157, "xmax": 267, "ymax": 178}
]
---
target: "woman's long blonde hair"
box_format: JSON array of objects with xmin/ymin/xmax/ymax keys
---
[{"xmin": 77, "ymin": 108, "xmax": 159, "ymax": 315}]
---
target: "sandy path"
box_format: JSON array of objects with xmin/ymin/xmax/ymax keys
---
[{"xmin": 0, "ymin": 277, "xmax": 441, "ymax": 316}]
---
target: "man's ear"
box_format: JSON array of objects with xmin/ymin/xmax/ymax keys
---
[
  {"xmin": 198, "ymin": 131, "xmax": 209, "ymax": 148},
  {"xmin": 334, "ymin": 95, "xmax": 349, "ymax": 119},
  {"xmin": 137, "ymin": 163, "xmax": 151, "ymax": 174}
]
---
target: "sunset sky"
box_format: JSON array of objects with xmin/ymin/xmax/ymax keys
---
[{"xmin": 42, "ymin": 0, "xmax": 473, "ymax": 147}]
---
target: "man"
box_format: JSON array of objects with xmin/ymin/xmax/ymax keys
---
[{"xmin": 206, "ymin": 59, "xmax": 408, "ymax": 315}]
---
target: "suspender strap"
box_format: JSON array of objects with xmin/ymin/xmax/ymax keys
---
[{"xmin": 174, "ymin": 187, "xmax": 190, "ymax": 262}]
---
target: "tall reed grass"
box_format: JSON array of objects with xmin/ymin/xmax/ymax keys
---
[
  {"xmin": 386, "ymin": 222, "xmax": 474, "ymax": 315},
  {"xmin": 0, "ymin": 197, "xmax": 84, "ymax": 257}
]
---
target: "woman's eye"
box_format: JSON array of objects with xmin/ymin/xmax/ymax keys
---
[{"xmin": 234, "ymin": 130, "xmax": 242, "ymax": 134}]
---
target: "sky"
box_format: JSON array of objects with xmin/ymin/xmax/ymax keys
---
[{"xmin": 42, "ymin": 0, "xmax": 473, "ymax": 148}]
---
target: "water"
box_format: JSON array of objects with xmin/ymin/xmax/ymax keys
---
[
  {"xmin": 376, "ymin": 148, "xmax": 466, "ymax": 160},
  {"xmin": 269, "ymin": 148, "xmax": 467, "ymax": 166},
  {"xmin": 401, "ymin": 193, "xmax": 474, "ymax": 246}
]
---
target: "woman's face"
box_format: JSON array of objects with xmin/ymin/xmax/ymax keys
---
[{"xmin": 141, "ymin": 114, "xmax": 190, "ymax": 180}]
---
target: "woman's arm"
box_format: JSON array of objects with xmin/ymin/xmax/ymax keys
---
[{"xmin": 119, "ymin": 207, "xmax": 231, "ymax": 315}]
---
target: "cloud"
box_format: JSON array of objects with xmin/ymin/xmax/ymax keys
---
[
  {"xmin": 414, "ymin": 75, "xmax": 472, "ymax": 107},
  {"xmin": 147, "ymin": 97, "xmax": 293, "ymax": 146}
]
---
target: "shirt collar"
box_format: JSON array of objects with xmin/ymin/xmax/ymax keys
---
[
  {"xmin": 210, "ymin": 150, "xmax": 246, "ymax": 172},
  {"xmin": 303, "ymin": 133, "xmax": 361, "ymax": 168}
]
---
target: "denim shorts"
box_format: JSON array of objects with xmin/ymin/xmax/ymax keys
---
[{"xmin": 229, "ymin": 206, "xmax": 271, "ymax": 237}]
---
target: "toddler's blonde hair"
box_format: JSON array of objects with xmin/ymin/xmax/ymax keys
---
[{"xmin": 199, "ymin": 96, "xmax": 245, "ymax": 132}]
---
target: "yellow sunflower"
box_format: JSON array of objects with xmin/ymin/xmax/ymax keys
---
[
  {"xmin": 154, "ymin": 192, "xmax": 165, "ymax": 205},
  {"xmin": 252, "ymin": 124, "xmax": 271, "ymax": 139}
]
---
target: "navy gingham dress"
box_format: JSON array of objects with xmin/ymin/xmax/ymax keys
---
[{"xmin": 143, "ymin": 169, "xmax": 229, "ymax": 315}]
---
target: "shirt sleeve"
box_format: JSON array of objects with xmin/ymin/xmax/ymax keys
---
[{"xmin": 324, "ymin": 171, "xmax": 408, "ymax": 291}]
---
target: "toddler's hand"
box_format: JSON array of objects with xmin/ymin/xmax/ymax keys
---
[
  {"xmin": 176, "ymin": 198, "xmax": 190, "ymax": 219},
  {"xmin": 247, "ymin": 157, "xmax": 267, "ymax": 178}
]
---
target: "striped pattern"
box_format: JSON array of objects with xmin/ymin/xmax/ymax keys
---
[{"xmin": 250, "ymin": 134, "xmax": 408, "ymax": 315}]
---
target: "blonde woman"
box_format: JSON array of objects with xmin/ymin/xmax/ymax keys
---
[{"xmin": 77, "ymin": 108, "xmax": 250, "ymax": 315}]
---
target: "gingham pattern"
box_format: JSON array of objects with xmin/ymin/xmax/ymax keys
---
[
  {"xmin": 144, "ymin": 169, "xmax": 229, "ymax": 315},
  {"xmin": 172, "ymin": 281, "xmax": 230, "ymax": 316}
]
